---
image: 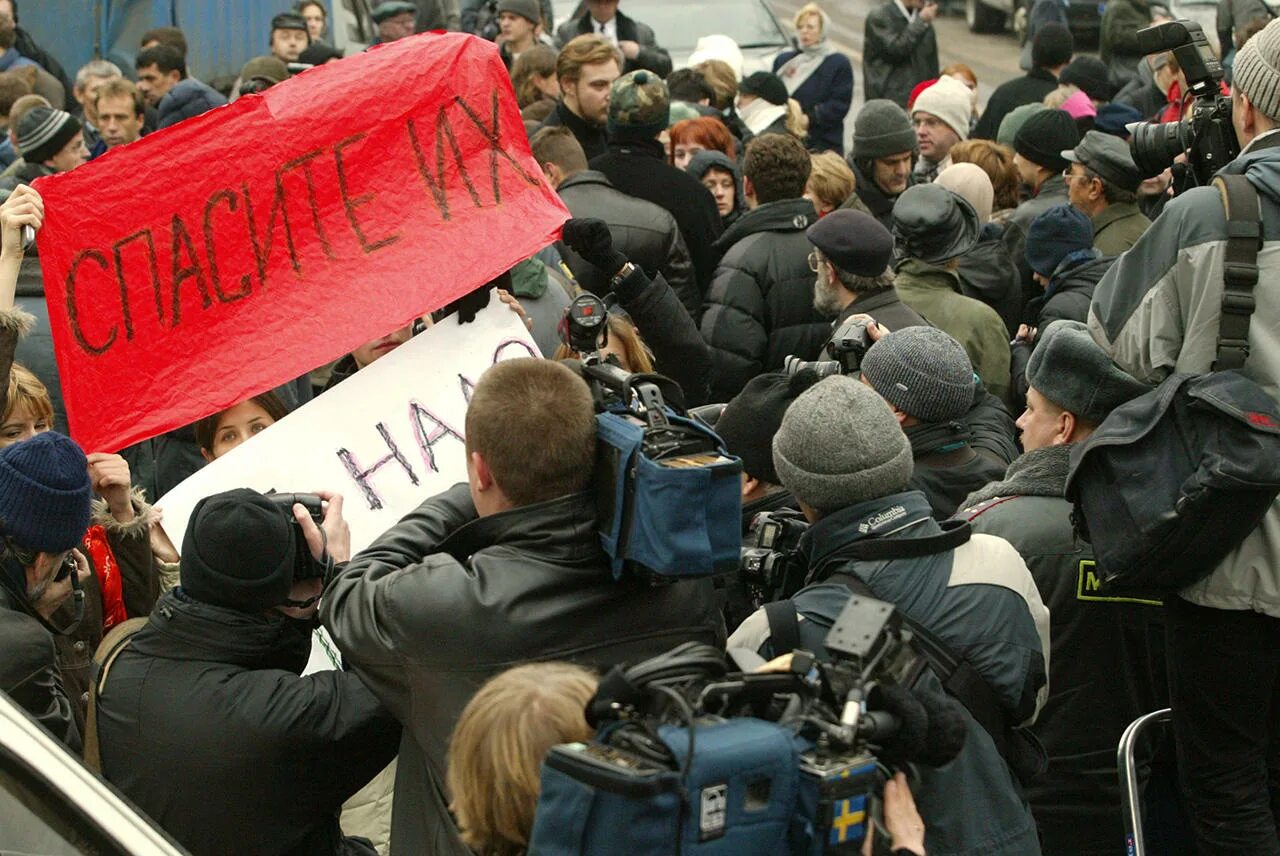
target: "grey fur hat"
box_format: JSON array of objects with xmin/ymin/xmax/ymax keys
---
[
  {"xmin": 772, "ymin": 376, "xmax": 913, "ymax": 512},
  {"xmin": 1027, "ymin": 320, "xmax": 1149, "ymax": 423}
]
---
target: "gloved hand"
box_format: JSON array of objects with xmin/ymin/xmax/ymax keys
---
[
  {"xmin": 444, "ymin": 281, "xmax": 494, "ymax": 324},
  {"xmin": 562, "ymin": 217, "xmax": 627, "ymax": 276}
]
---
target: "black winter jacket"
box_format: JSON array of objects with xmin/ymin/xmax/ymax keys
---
[
  {"xmin": 863, "ymin": 1, "xmax": 939, "ymax": 107},
  {"xmin": 539, "ymin": 99, "xmax": 610, "ymax": 162},
  {"xmin": 557, "ymin": 169, "xmax": 700, "ymax": 318},
  {"xmin": 592, "ymin": 139, "xmax": 724, "ymax": 296},
  {"xmin": 322, "ymin": 485, "xmax": 722, "ymax": 855},
  {"xmin": 0, "ymin": 587, "xmax": 78, "ymax": 750},
  {"xmin": 973, "ymin": 68, "xmax": 1060, "ymax": 140},
  {"xmin": 956, "ymin": 223, "xmax": 1024, "ymax": 337},
  {"xmin": 699, "ymin": 198, "xmax": 829, "ymax": 402},
  {"xmin": 97, "ymin": 591, "xmax": 401, "ymax": 856},
  {"xmin": 613, "ymin": 265, "xmax": 712, "ymax": 406},
  {"xmin": 905, "ymin": 420, "xmax": 1009, "ymax": 519},
  {"xmin": 832, "ymin": 286, "xmax": 927, "ymax": 336}
]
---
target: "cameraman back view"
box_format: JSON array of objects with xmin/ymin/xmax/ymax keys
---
[
  {"xmin": 1089, "ymin": 18, "xmax": 1280, "ymax": 854},
  {"xmin": 321, "ymin": 358, "xmax": 722, "ymax": 856},
  {"xmin": 94, "ymin": 489, "xmax": 401, "ymax": 856},
  {"xmin": 728, "ymin": 375, "xmax": 1050, "ymax": 856}
]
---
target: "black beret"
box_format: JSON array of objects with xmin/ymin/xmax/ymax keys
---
[
  {"xmin": 739, "ymin": 71, "xmax": 789, "ymax": 106},
  {"xmin": 806, "ymin": 209, "xmax": 894, "ymax": 277}
]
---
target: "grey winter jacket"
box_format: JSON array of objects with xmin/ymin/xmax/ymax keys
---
[
  {"xmin": 699, "ymin": 198, "xmax": 829, "ymax": 402},
  {"xmin": 322, "ymin": 484, "xmax": 722, "ymax": 856},
  {"xmin": 729, "ymin": 489, "xmax": 1049, "ymax": 856},
  {"xmin": 1089, "ymin": 132, "xmax": 1280, "ymax": 617},
  {"xmin": 557, "ymin": 169, "xmax": 699, "ymax": 318},
  {"xmin": 961, "ymin": 445, "xmax": 1168, "ymax": 856},
  {"xmin": 863, "ymin": 1, "xmax": 939, "ymax": 108}
]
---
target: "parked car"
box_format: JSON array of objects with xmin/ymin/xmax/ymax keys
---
[
  {"xmin": 967, "ymin": 0, "xmax": 1103, "ymax": 47},
  {"xmin": 0, "ymin": 692, "xmax": 188, "ymax": 855},
  {"xmin": 551, "ymin": 0, "xmax": 791, "ymax": 74}
]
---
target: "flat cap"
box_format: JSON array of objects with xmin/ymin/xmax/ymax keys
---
[
  {"xmin": 270, "ymin": 12, "xmax": 308, "ymax": 31},
  {"xmin": 1027, "ymin": 320, "xmax": 1148, "ymax": 424},
  {"xmin": 1062, "ymin": 130, "xmax": 1142, "ymax": 193},
  {"xmin": 371, "ymin": 1, "xmax": 417, "ymax": 23},
  {"xmin": 806, "ymin": 209, "xmax": 894, "ymax": 277}
]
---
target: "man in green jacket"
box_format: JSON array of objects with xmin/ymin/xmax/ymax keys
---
[
  {"xmin": 960, "ymin": 320, "xmax": 1161, "ymax": 856},
  {"xmin": 1063, "ymin": 131, "xmax": 1151, "ymax": 256},
  {"xmin": 891, "ymin": 182, "xmax": 1012, "ymax": 403}
]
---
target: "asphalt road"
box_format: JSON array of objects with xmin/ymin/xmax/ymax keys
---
[{"xmin": 768, "ymin": 0, "xmax": 1027, "ymax": 150}]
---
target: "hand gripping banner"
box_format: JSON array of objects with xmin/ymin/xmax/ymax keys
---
[{"xmin": 35, "ymin": 32, "xmax": 568, "ymax": 452}]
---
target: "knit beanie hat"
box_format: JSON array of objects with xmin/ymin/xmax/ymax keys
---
[
  {"xmin": 240, "ymin": 55, "xmax": 289, "ymax": 86},
  {"xmin": 1031, "ymin": 22, "xmax": 1073, "ymax": 70},
  {"xmin": 0, "ymin": 432, "xmax": 92, "ymax": 553},
  {"xmin": 1093, "ymin": 102, "xmax": 1142, "ymax": 138},
  {"xmin": 853, "ymin": 99, "xmax": 917, "ymax": 160},
  {"xmin": 1014, "ymin": 108, "xmax": 1080, "ymax": 173},
  {"xmin": 739, "ymin": 71, "xmax": 789, "ymax": 106},
  {"xmin": 861, "ymin": 326, "xmax": 974, "ymax": 423},
  {"xmin": 497, "ymin": 0, "xmax": 541, "ymax": 24},
  {"xmin": 997, "ymin": 102, "xmax": 1047, "ymax": 147},
  {"xmin": 716, "ymin": 371, "xmax": 822, "ymax": 484},
  {"xmin": 17, "ymin": 107, "xmax": 82, "ymax": 165},
  {"xmin": 180, "ymin": 488, "xmax": 297, "ymax": 614},
  {"xmin": 935, "ymin": 163, "xmax": 994, "ymax": 226},
  {"xmin": 1058, "ymin": 55, "xmax": 1113, "ymax": 102},
  {"xmin": 772, "ymin": 375, "xmax": 913, "ymax": 512},
  {"xmin": 907, "ymin": 78, "xmax": 937, "ymax": 111},
  {"xmin": 1027, "ymin": 320, "xmax": 1149, "ymax": 424},
  {"xmin": 1233, "ymin": 18, "xmax": 1280, "ymax": 121},
  {"xmin": 911, "ymin": 75, "xmax": 971, "ymax": 141},
  {"xmin": 1025, "ymin": 204, "xmax": 1093, "ymax": 277},
  {"xmin": 608, "ymin": 70, "xmax": 670, "ymax": 140}
]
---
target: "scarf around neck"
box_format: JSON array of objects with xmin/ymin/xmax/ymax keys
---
[
  {"xmin": 776, "ymin": 37, "xmax": 837, "ymax": 94},
  {"xmin": 740, "ymin": 97, "xmax": 788, "ymax": 136}
]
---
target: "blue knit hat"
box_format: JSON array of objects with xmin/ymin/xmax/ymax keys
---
[
  {"xmin": 1025, "ymin": 204, "xmax": 1094, "ymax": 277},
  {"xmin": 0, "ymin": 432, "xmax": 92, "ymax": 553}
]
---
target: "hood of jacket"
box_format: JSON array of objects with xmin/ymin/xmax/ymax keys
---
[
  {"xmin": 714, "ymin": 196, "xmax": 817, "ymax": 252},
  {"xmin": 687, "ymin": 149, "xmax": 746, "ymax": 218},
  {"xmin": 961, "ymin": 443, "xmax": 1072, "ymax": 507},
  {"xmin": 132, "ymin": 589, "xmax": 314, "ymax": 673}
]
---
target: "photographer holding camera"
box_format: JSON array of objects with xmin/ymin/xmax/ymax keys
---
[
  {"xmin": 93, "ymin": 488, "xmax": 401, "ymax": 856},
  {"xmin": 728, "ymin": 374, "xmax": 1049, "ymax": 856},
  {"xmin": 1089, "ymin": 18, "xmax": 1280, "ymax": 853}
]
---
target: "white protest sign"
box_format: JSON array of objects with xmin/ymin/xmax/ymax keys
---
[{"xmin": 158, "ymin": 302, "xmax": 540, "ymax": 553}]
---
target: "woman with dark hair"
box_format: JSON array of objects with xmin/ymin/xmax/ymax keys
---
[
  {"xmin": 193, "ymin": 391, "xmax": 289, "ymax": 462},
  {"xmin": 772, "ymin": 2, "xmax": 854, "ymax": 154}
]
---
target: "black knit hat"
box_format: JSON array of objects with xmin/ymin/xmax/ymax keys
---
[
  {"xmin": 853, "ymin": 99, "xmax": 917, "ymax": 160},
  {"xmin": 16, "ymin": 107, "xmax": 82, "ymax": 164},
  {"xmin": 1031, "ymin": 22, "xmax": 1073, "ymax": 70},
  {"xmin": 1014, "ymin": 108, "xmax": 1080, "ymax": 173},
  {"xmin": 1058, "ymin": 55, "xmax": 1114, "ymax": 102},
  {"xmin": 739, "ymin": 71, "xmax": 789, "ymax": 106},
  {"xmin": 716, "ymin": 371, "xmax": 821, "ymax": 484},
  {"xmin": 180, "ymin": 488, "xmax": 297, "ymax": 614}
]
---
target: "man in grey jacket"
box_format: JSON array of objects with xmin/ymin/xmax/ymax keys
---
[
  {"xmin": 322, "ymin": 358, "xmax": 720, "ymax": 855},
  {"xmin": 1088, "ymin": 20, "xmax": 1280, "ymax": 853},
  {"xmin": 729, "ymin": 374, "xmax": 1049, "ymax": 856}
]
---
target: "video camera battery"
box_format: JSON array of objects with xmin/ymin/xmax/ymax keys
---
[{"xmin": 799, "ymin": 753, "xmax": 881, "ymax": 853}]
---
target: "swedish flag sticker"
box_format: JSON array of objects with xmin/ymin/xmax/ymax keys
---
[{"xmin": 829, "ymin": 794, "xmax": 868, "ymax": 845}]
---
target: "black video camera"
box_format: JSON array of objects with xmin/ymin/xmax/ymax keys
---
[
  {"xmin": 265, "ymin": 493, "xmax": 327, "ymax": 580},
  {"xmin": 1128, "ymin": 20, "xmax": 1238, "ymax": 189},
  {"xmin": 784, "ymin": 316, "xmax": 874, "ymax": 378}
]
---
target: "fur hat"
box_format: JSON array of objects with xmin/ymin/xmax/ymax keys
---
[{"xmin": 1027, "ymin": 320, "xmax": 1148, "ymax": 423}]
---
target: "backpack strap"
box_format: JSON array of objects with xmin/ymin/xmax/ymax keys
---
[
  {"xmin": 83, "ymin": 616, "xmax": 148, "ymax": 774},
  {"xmin": 1212, "ymin": 174, "xmax": 1262, "ymax": 371},
  {"xmin": 763, "ymin": 599, "xmax": 803, "ymax": 657}
]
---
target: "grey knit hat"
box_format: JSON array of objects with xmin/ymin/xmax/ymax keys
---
[
  {"xmin": 772, "ymin": 376, "xmax": 913, "ymax": 512},
  {"xmin": 861, "ymin": 326, "xmax": 974, "ymax": 423},
  {"xmin": 17, "ymin": 107, "xmax": 82, "ymax": 164},
  {"xmin": 1234, "ymin": 18, "xmax": 1280, "ymax": 120},
  {"xmin": 1027, "ymin": 321, "xmax": 1149, "ymax": 424},
  {"xmin": 853, "ymin": 99, "xmax": 917, "ymax": 160}
]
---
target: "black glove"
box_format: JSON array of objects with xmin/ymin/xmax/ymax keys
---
[
  {"xmin": 562, "ymin": 217, "xmax": 627, "ymax": 276},
  {"xmin": 444, "ymin": 282, "xmax": 494, "ymax": 324}
]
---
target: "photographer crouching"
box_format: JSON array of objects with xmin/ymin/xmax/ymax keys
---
[
  {"xmin": 728, "ymin": 375, "xmax": 1050, "ymax": 856},
  {"xmin": 93, "ymin": 489, "xmax": 400, "ymax": 856}
]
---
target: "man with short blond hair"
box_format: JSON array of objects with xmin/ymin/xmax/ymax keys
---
[{"xmin": 536, "ymin": 34, "xmax": 622, "ymax": 161}]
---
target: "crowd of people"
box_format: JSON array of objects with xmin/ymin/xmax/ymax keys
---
[{"xmin": 0, "ymin": 0, "xmax": 1279, "ymax": 855}]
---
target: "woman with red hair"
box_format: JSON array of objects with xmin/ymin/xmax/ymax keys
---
[{"xmin": 667, "ymin": 116, "xmax": 736, "ymax": 170}]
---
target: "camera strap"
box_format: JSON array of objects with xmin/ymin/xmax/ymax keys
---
[
  {"xmin": 1212, "ymin": 174, "xmax": 1262, "ymax": 371},
  {"xmin": 83, "ymin": 616, "xmax": 149, "ymax": 774}
]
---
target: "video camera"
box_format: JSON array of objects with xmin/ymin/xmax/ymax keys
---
[
  {"xmin": 740, "ymin": 509, "xmax": 810, "ymax": 610},
  {"xmin": 1128, "ymin": 20, "xmax": 1238, "ymax": 189},
  {"xmin": 561, "ymin": 294, "xmax": 743, "ymax": 584},
  {"xmin": 528, "ymin": 594, "xmax": 968, "ymax": 855},
  {"xmin": 265, "ymin": 492, "xmax": 328, "ymax": 580},
  {"xmin": 785, "ymin": 317, "xmax": 874, "ymax": 378}
]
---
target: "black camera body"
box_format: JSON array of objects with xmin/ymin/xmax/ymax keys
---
[
  {"xmin": 785, "ymin": 317, "xmax": 873, "ymax": 378},
  {"xmin": 740, "ymin": 509, "xmax": 810, "ymax": 609},
  {"xmin": 266, "ymin": 493, "xmax": 327, "ymax": 580},
  {"xmin": 1129, "ymin": 20, "xmax": 1239, "ymax": 189}
]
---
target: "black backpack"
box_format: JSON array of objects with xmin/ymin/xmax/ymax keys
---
[{"xmin": 1065, "ymin": 174, "xmax": 1280, "ymax": 593}]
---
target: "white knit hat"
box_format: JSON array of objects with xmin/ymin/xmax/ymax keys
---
[
  {"xmin": 1235, "ymin": 18, "xmax": 1280, "ymax": 121},
  {"xmin": 911, "ymin": 76, "xmax": 972, "ymax": 142}
]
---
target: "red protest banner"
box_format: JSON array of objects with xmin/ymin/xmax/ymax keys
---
[{"xmin": 34, "ymin": 33, "xmax": 568, "ymax": 453}]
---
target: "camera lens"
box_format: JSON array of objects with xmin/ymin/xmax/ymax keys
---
[{"xmin": 1129, "ymin": 120, "xmax": 1191, "ymax": 179}]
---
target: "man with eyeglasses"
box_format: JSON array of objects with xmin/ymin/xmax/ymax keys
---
[{"xmin": 1062, "ymin": 130, "xmax": 1151, "ymax": 256}]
